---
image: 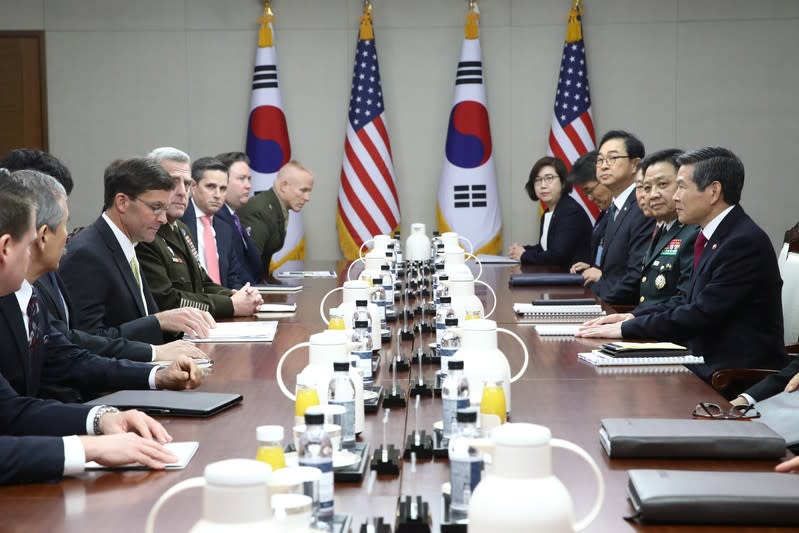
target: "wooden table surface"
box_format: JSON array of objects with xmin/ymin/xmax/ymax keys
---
[{"xmin": 0, "ymin": 261, "xmax": 792, "ymax": 532}]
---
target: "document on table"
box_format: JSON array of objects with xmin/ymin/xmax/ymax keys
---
[
  {"xmin": 258, "ymin": 303, "xmax": 297, "ymax": 313},
  {"xmin": 275, "ymin": 270, "xmax": 337, "ymax": 279},
  {"xmin": 188, "ymin": 321, "xmax": 278, "ymax": 343},
  {"xmin": 85, "ymin": 441, "xmax": 199, "ymax": 470},
  {"xmin": 475, "ymin": 254, "xmax": 520, "ymax": 264},
  {"xmin": 252, "ymin": 283, "xmax": 303, "ymax": 293}
]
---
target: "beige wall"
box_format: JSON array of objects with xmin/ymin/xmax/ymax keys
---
[{"xmin": 2, "ymin": 0, "xmax": 799, "ymax": 258}]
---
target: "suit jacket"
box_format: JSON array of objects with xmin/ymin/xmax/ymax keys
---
[
  {"xmin": 0, "ymin": 372, "xmax": 91, "ymax": 484},
  {"xmin": 746, "ymin": 357, "xmax": 799, "ymax": 402},
  {"xmin": 623, "ymin": 205, "xmax": 787, "ymax": 382},
  {"xmin": 34, "ymin": 273, "xmax": 153, "ymax": 362},
  {"xmin": 181, "ymin": 202, "xmax": 244, "ymax": 290},
  {"xmin": 136, "ymin": 220, "xmax": 234, "ymax": 318},
  {"xmin": 635, "ymin": 222, "xmax": 699, "ymax": 310},
  {"xmin": 58, "ymin": 216, "xmax": 164, "ymax": 345},
  {"xmin": 215, "ymin": 205, "xmax": 265, "ymax": 285},
  {"xmin": 590, "ymin": 211, "xmax": 608, "ymax": 267},
  {"xmin": 520, "ymin": 193, "xmax": 592, "ymax": 270},
  {"xmin": 591, "ymin": 191, "xmax": 655, "ymax": 305},
  {"xmin": 237, "ymin": 188, "xmax": 286, "ymax": 274},
  {"xmin": 0, "ymin": 290, "xmax": 152, "ymax": 402}
]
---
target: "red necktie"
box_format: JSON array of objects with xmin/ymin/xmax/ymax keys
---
[
  {"xmin": 200, "ymin": 215, "xmax": 221, "ymax": 284},
  {"xmin": 693, "ymin": 231, "xmax": 708, "ymax": 269}
]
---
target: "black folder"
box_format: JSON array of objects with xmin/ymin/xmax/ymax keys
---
[
  {"xmin": 85, "ymin": 390, "xmax": 243, "ymax": 417},
  {"xmin": 509, "ymin": 273, "xmax": 584, "ymax": 286}
]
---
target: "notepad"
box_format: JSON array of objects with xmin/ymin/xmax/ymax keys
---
[
  {"xmin": 578, "ymin": 351, "xmax": 704, "ymax": 366},
  {"xmin": 258, "ymin": 303, "xmax": 297, "ymax": 313},
  {"xmin": 275, "ymin": 270, "xmax": 336, "ymax": 279},
  {"xmin": 85, "ymin": 441, "xmax": 199, "ymax": 470},
  {"xmin": 513, "ymin": 303, "xmax": 606, "ymax": 323},
  {"xmin": 474, "ymin": 254, "xmax": 519, "ymax": 264},
  {"xmin": 532, "ymin": 324, "xmax": 581, "ymax": 336},
  {"xmin": 252, "ymin": 283, "xmax": 303, "ymax": 294},
  {"xmin": 599, "ymin": 341, "xmax": 689, "ymax": 358},
  {"xmin": 188, "ymin": 320, "xmax": 278, "ymax": 343}
]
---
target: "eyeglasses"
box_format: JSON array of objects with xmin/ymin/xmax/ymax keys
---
[
  {"xmin": 534, "ymin": 175, "xmax": 558, "ymax": 186},
  {"xmin": 132, "ymin": 197, "xmax": 168, "ymax": 216},
  {"xmin": 691, "ymin": 402, "xmax": 761, "ymax": 420},
  {"xmin": 595, "ymin": 155, "xmax": 630, "ymax": 168}
]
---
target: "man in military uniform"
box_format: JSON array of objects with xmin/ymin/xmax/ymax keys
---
[
  {"xmin": 136, "ymin": 147, "xmax": 262, "ymax": 319},
  {"xmin": 238, "ymin": 160, "xmax": 314, "ymax": 275},
  {"xmin": 636, "ymin": 149, "xmax": 699, "ymax": 309}
]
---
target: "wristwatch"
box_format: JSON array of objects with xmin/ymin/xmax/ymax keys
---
[{"xmin": 93, "ymin": 405, "xmax": 120, "ymax": 435}]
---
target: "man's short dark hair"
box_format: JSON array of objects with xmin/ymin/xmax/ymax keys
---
[
  {"xmin": 0, "ymin": 174, "xmax": 37, "ymax": 241},
  {"xmin": 567, "ymin": 150, "xmax": 597, "ymax": 186},
  {"xmin": 640, "ymin": 148, "xmax": 684, "ymax": 176},
  {"xmin": 0, "ymin": 149, "xmax": 73, "ymax": 195},
  {"xmin": 191, "ymin": 157, "xmax": 229, "ymax": 184},
  {"xmin": 598, "ymin": 130, "xmax": 645, "ymax": 160},
  {"xmin": 676, "ymin": 147, "xmax": 744, "ymax": 205},
  {"xmin": 215, "ymin": 152, "xmax": 250, "ymax": 170},
  {"xmin": 524, "ymin": 156, "xmax": 571, "ymax": 202},
  {"xmin": 103, "ymin": 158, "xmax": 174, "ymax": 210}
]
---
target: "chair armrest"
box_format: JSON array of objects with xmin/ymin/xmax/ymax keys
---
[{"xmin": 711, "ymin": 368, "xmax": 780, "ymax": 401}]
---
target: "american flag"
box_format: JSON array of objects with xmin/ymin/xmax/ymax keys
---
[
  {"xmin": 336, "ymin": 4, "xmax": 400, "ymax": 260},
  {"xmin": 546, "ymin": 1, "xmax": 600, "ymax": 223}
]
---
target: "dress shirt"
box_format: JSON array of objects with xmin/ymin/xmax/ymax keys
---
[
  {"xmin": 101, "ymin": 213, "xmax": 148, "ymax": 315},
  {"xmin": 698, "ymin": 204, "xmax": 736, "ymax": 243},
  {"xmin": 540, "ymin": 210, "xmax": 553, "ymax": 251},
  {"xmin": 62, "ymin": 404, "xmax": 104, "ymax": 476},
  {"xmin": 611, "ymin": 183, "xmax": 636, "ymax": 217}
]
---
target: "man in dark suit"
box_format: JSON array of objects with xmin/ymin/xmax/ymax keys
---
[
  {"xmin": 566, "ymin": 151, "xmax": 613, "ymax": 273},
  {"xmin": 58, "ymin": 159, "xmax": 216, "ymax": 343},
  {"xmin": 215, "ymin": 151, "xmax": 265, "ymax": 284},
  {"xmin": 636, "ymin": 149, "xmax": 699, "ymax": 309},
  {"xmin": 238, "ymin": 160, "xmax": 314, "ymax": 275},
  {"xmin": 0, "ymin": 176, "xmax": 178, "ymax": 484},
  {"xmin": 578, "ymin": 131, "xmax": 655, "ymax": 305},
  {"xmin": 181, "ymin": 157, "xmax": 243, "ymax": 290},
  {"xmin": 577, "ymin": 147, "xmax": 786, "ymax": 382},
  {"xmin": 136, "ymin": 149, "xmax": 261, "ymax": 319},
  {"xmin": 0, "ymin": 149, "xmax": 207, "ymax": 363}
]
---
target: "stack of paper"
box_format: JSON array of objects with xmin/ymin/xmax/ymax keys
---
[
  {"xmin": 85, "ymin": 441, "xmax": 199, "ymax": 470},
  {"xmin": 513, "ymin": 303, "xmax": 606, "ymax": 323},
  {"xmin": 578, "ymin": 351, "xmax": 704, "ymax": 366},
  {"xmin": 189, "ymin": 321, "xmax": 278, "ymax": 343},
  {"xmin": 275, "ymin": 270, "xmax": 337, "ymax": 279},
  {"xmin": 258, "ymin": 303, "xmax": 297, "ymax": 313}
]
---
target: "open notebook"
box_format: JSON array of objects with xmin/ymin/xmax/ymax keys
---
[
  {"xmin": 188, "ymin": 320, "xmax": 278, "ymax": 343},
  {"xmin": 85, "ymin": 441, "xmax": 198, "ymax": 470}
]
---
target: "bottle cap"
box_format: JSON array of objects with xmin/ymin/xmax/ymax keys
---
[
  {"xmin": 373, "ymin": 277, "xmax": 383, "ymax": 284},
  {"xmin": 456, "ymin": 407, "xmax": 478, "ymax": 423},
  {"xmin": 333, "ymin": 361, "xmax": 350, "ymax": 372},
  {"xmin": 435, "ymin": 263, "xmax": 444, "ymax": 270},
  {"xmin": 388, "ymin": 243, "xmax": 395, "ymax": 249},
  {"xmin": 256, "ymin": 424, "xmax": 284, "ymax": 442},
  {"xmin": 445, "ymin": 317, "xmax": 459, "ymax": 326},
  {"xmin": 354, "ymin": 319, "xmax": 369, "ymax": 328},
  {"xmin": 304, "ymin": 412, "xmax": 325, "ymax": 425},
  {"xmin": 447, "ymin": 359, "xmax": 464, "ymax": 370},
  {"xmin": 433, "ymin": 231, "xmax": 440, "ymax": 236},
  {"xmin": 440, "ymin": 295, "xmax": 452, "ymax": 304},
  {"xmin": 381, "ymin": 264, "xmax": 390, "ymax": 270},
  {"xmin": 439, "ymin": 274, "xmax": 449, "ymax": 281},
  {"xmin": 385, "ymin": 251, "xmax": 393, "ymax": 257},
  {"xmin": 355, "ymin": 299, "xmax": 368, "ymax": 307}
]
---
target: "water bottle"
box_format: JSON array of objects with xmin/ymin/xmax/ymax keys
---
[
  {"xmin": 436, "ymin": 295, "xmax": 455, "ymax": 349},
  {"xmin": 439, "ymin": 317, "xmax": 461, "ymax": 366},
  {"xmin": 381, "ymin": 264, "xmax": 395, "ymax": 304},
  {"xmin": 392, "ymin": 231, "xmax": 403, "ymax": 267},
  {"xmin": 370, "ymin": 277, "xmax": 387, "ymax": 329},
  {"xmin": 298, "ymin": 410, "xmax": 334, "ymax": 522},
  {"xmin": 441, "ymin": 360, "xmax": 470, "ymax": 438},
  {"xmin": 448, "ymin": 407, "xmax": 482, "ymax": 516},
  {"xmin": 350, "ymin": 320, "xmax": 373, "ymax": 384},
  {"xmin": 328, "ymin": 362, "xmax": 356, "ymax": 447},
  {"xmin": 430, "ymin": 231, "xmax": 442, "ymax": 260},
  {"xmin": 352, "ymin": 299, "xmax": 370, "ymax": 333},
  {"xmin": 434, "ymin": 273, "xmax": 449, "ymax": 308}
]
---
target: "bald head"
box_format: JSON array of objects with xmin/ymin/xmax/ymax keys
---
[{"xmin": 274, "ymin": 160, "xmax": 313, "ymax": 212}]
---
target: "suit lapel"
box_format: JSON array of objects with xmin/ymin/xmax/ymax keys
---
[
  {"xmin": 182, "ymin": 202, "xmax": 199, "ymax": 245},
  {"xmin": 687, "ymin": 206, "xmax": 742, "ymax": 298},
  {"xmin": 95, "ymin": 218, "xmax": 148, "ymax": 316},
  {"xmin": 0, "ymin": 295, "xmax": 32, "ymax": 392},
  {"xmin": 603, "ymin": 194, "xmax": 635, "ymax": 249},
  {"xmin": 643, "ymin": 223, "xmax": 681, "ymax": 267}
]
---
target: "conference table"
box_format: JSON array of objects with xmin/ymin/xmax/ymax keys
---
[{"xmin": 0, "ymin": 261, "xmax": 792, "ymax": 532}]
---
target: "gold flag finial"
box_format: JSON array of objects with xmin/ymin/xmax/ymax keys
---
[
  {"xmin": 465, "ymin": 0, "xmax": 479, "ymax": 40},
  {"xmin": 359, "ymin": 1, "xmax": 374, "ymax": 40},
  {"xmin": 258, "ymin": 0, "xmax": 274, "ymax": 48},
  {"xmin": 566, "ymin": 0, "xmax": 583, "ymax": 43}
]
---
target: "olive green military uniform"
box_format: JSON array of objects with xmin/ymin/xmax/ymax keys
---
[
  {"xmin": 637, "ymin": 221, "xmax": 700, "ymax": 310},
  {"xmin": 237, "ymin": 188, "xmax": 287, "ymax": 275},
  {"xmin": 136, "ymin": 220, "xmax": 235, "ymax": 318}
]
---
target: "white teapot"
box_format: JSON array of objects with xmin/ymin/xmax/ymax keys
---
[
  {"xmin": 469, "ymin": 423, "xmax": 604, "ymax": 533},
  {"xmin": 145, "ymin": 459, "xmax": 277, "ymax": 533},
  {"xmin": 440, "ymin": 231, "xmax": 474, "ymax": 254},
  {"xmin": 443, "ymin": 242, "xmax": 483, "ymax": 281},
  {"xmin": 405, "ymin": 222, "xmax": 431, "ymax": 262},
  {"xmin": 359, "ymin": 234, "xmax": 393, "ymax": 259},
  {"xmin": 444, "ymin": 271, "xmax": 496, "ymax": 321},
  {"xmin": 276, "ymin": 330, "xmax": 365, "ymax": 434},
  {"xmin": 346, "ymin": 249, "xmax": 387, "ymax": 283},
  {"xmin": 452, "ymin": 319, "xmax": 528, "ymax": 414},
  {"xmin": 319, "ymin": 280, "xmax": 382, "ymax": 349}
]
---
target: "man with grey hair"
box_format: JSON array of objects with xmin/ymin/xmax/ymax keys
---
[{"xmin": 0, "ymin": 170, "xmax": 204, "ymax": 403}]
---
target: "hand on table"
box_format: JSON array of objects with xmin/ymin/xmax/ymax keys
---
[{"xmin": 154, "ymin": 340, "xmax": 207, "ymax": 362}]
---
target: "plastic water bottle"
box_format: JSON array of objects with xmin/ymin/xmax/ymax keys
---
[
  {"xmin": 370, "ymin": 277, "xmax": 387, "ymax": 329},
  {"xmin": 350, "ymin": 320, "xmax": 373, "ymax": 384},
  {"xmin": 441, "ymin": 360, "xmax": 469, "ymax": 438},
  {"xmin": 436, "ymin": 295, "xmax": 455, "ymax": 349},
  {"xmin": 381, "ymin": 264, "xmax": 395, "ymax": 304},
  {"xmin": 448, "ymin": 407, "xmax": 482, "ymax": 516},
  {"xmin": 439, "ymin": 317, "xmax": 461, "ymax": 367},
  {"xmin": 328, "ymin": 362, "xmax": 356, "ymax": 446},
  {"xmin": 298, "ymin": 410, "xmax": 334, "ymax": 521},
  {"xmin": 353, "ymin": 299, "xmax": 370, "ymax": 333}
]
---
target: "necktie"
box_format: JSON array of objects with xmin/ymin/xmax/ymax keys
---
[
  {"xmin": 693, "ymin": 231, "xmax": 708, "ymax": 269},
  {"xmin": 651, "ymin": 223, "xmax": 664, "ymax": 245},
  {"xmin": 609, "ymin": 203, "xmax": 619, "ymax": 221},
  {"xmin": 27, "ymin": 293, "xmax": 40, "ymax": 351},
  {"xmin": 130, "ymin": 254, "xmax": 149, "ymax": 314},
  {"xmin": 231, "ymin": 211, "xmax": 248, "ymax": 249},
  {"xmin": 200, "ymin": 215, "xmax": 221, "ymax": 284}
]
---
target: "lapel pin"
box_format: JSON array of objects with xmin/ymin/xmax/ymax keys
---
[{"xmin": 712, "ymin": 243, "xmax": 717, "ymax": 250}]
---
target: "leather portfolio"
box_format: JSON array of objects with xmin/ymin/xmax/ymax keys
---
[
  {"xmin": 600, "ymin": 418, "xmax": 786, "ymax": 459},
  {"xmin": 754, "ymin": 390, "xmax": 799, "ymax": 450},
  {"xmin": 626, "ymin": 469, "xmax": 799, "ymax": 526},
  {"xmin": 85, "ymin": 390, "xmax": 243, "ymax": 417},
  {"xmin": 508, "ymin": 273, "xmax": 584, "ymax": 286}
]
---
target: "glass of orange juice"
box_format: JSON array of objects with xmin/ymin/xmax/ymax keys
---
[
  {"xmin": 255, "ymin": 425, "xmax": 286, "ymax": 470},
  {"xmin": 295, "ymin": 374, "xmax": 320, "ymax": 426},
  {"xmin": 328, "ymin": 308, "xmax": 346, "ymax": 330},
  {"xmin": 479, "ymin": 379, "xmax": 506, "ymax": 431}
]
